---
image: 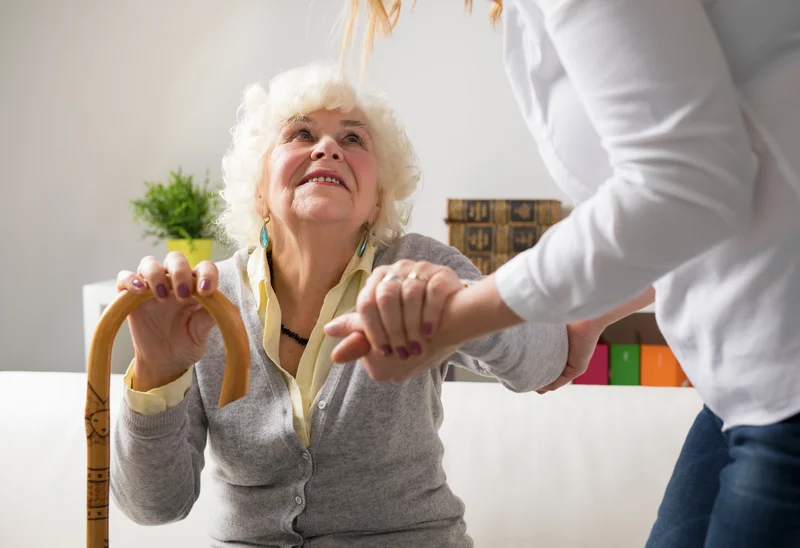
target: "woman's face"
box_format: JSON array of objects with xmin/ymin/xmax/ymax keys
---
[{"xmin": 259, "ymin": 108, "xmax": 380, "ymax": 235}]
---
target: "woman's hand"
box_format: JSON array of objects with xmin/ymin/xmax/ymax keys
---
[
  {"xmin": 323, "ymin": 260, "xmax": 467, "ymax": 379},
  {"xmin": 536, "ymin": 319, "xmax": 606, "ymax": 394},
  {"xmin": 350, "ymin": 260, "xmax": 465, "ymax": 359},
  {"xmin": 116, "ymin": 252, "xmax": 219, "ymax": 391},
  {"xmin": 325, "ymin": 312, "xmax": 460, "ymax": 382},
  {"xmin": 535, "ymin": 288, "xmax": 655, "ymax": 393}
]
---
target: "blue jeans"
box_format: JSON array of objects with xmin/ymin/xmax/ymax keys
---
[{"xmin": 646, "ymin": 406, "xmax": 800, "ymax": 548}]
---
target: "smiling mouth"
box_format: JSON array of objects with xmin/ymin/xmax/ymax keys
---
[{"xmin": 299, "ymin": 171, "xmax": 349, "ymax": 191}]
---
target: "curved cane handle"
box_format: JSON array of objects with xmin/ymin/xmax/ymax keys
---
[{"xmin": 84, "ymin": 282, "xmax": 250, "ymax": 548}]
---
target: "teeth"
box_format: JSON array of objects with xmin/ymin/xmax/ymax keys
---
[{"xmin": 308, "ymin": 176, "xmax": 341, "ymax": 185}]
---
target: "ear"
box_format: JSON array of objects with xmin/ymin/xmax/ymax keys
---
[
  {"xmin": 368, "ymin": 205, "xmax": 381, "ymax": 227},
  {"xmin": 255, "ymin": 157, "xmax": 273, "ymax": 219},
  {"xmin": 368, "ymin": 190, "xmax": 382, "ymax": 226},
  {"xmin": 255, "ymin": 192, "xmax": 270, "ymax": 220}
]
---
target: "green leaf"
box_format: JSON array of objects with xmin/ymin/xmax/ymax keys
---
[{"xmin": 130, "ymin": 167, "xmax": 222, "ymax": 243}]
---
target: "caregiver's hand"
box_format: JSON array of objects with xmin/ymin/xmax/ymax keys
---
[
  {"xmin": 116, "ymin": 252, "xmax": 219, "ymax": 391},
  {"xmin": 536, "ymin": 319, "xmax": 605, "ymax": 394},
  {"xmin": 537, "ymin": 287, "xmax": 655, "ymax": 393}
]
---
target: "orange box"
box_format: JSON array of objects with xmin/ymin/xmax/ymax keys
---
[{"xmin": 641, "ymin": 345, "xmax": 688, "ymax": 387}]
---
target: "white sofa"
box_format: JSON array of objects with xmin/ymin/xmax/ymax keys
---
[{"xmin": 0, "ymin": 371, "xmax": 702, "ymax": 547}]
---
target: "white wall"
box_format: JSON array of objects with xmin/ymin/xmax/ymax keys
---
[{"xmin": 0, "ymin": 0, "xmax": 568, "ymax": 373}]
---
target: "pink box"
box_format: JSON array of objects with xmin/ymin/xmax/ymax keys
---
[{"xmin": 573, "ymin": 343, "xmax": 609, "ymax": 385}]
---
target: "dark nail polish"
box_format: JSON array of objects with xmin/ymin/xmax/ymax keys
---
[
  {"xmin": 380, "ymin": 345, "xmax": 393, "ymax": 357},
  {"xmin": 156, "ymin": 284, "xmax": 168, "ymax": 298},
  {"xmin": 396, "ymin": 346, "xmax": 409, "ymax": 360},
  {"xmin": 410, "ymin": 341, "xmax": 422, "ymax": 355},
  {"xmin": 178, "ymin": 283, "xmax": 190, "ymax": 298},
  {"xmin": 199, "ymin": 279, "xmax": 210, "ymax": 292},
  {"xmin": 423, "ymin": 323, "xmax": 433, "ymax": 336},
  {"xmin": 132, "ymin": 279, "xmax": 144, "ymax": 289}
]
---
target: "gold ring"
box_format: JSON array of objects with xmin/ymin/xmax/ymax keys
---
[
  {"xmin": 381, "ymin": 273, "xmax": 405, "ymax": 285},
  {"xmin": 405, "ymin": 272, "xmax": 429, "ymax": 283}
]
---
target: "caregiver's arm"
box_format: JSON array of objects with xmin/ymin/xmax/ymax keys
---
[
  {"xmin": 439, "ymin": 279, "xmax": 655, "ymax": 350},
  {"xmin": 592, "ymin": 286, "xmax": 656, "ymax": 327},
  {"xmin": 453, "ymin": 0, "xmax": 756, "ymax": 334}
]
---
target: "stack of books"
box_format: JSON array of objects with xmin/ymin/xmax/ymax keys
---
[
  {"xmin": 573, "ymin": 343, "xmax": 692, "ymax": 387},
  {"xmin": 445, "ymin": 198, "xmax": 563, "ymax": 275}
]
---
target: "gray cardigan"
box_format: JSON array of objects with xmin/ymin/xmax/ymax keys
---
[{"xmin": 111, "ymin": 233, "xmax": 567, "ymax": 548}]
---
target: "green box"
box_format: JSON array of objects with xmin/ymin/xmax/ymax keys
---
[{"xmin": 610, "ymin": 344, "xmax": 640, "ymax": 385}]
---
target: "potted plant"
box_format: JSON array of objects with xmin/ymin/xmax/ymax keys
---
[{"xmin": 131, "ymin": 167, "xmax": 221, "ymax": 267}]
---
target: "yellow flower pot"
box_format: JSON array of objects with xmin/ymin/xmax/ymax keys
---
[{"xmin": 166, "ymin": 239, "xmax": 214, "ymax": 268}]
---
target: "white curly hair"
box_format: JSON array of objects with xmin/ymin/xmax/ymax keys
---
[{"xmin": 217, "ymin": 62, "xmax": 419, "ymax": 249}]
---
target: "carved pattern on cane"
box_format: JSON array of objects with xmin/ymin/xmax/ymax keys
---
[
  {"xmin": 85, "ymin": 277, "xmax": 250, "ymax": 547},
  {"xmin": 86, "ymin": 383, "xmax": 110, "ymax": 526}
]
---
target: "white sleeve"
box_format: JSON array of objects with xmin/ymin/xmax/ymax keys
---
[{"xmin": 495, "ymin": 0, "xmax": 758, "ymax": 322}]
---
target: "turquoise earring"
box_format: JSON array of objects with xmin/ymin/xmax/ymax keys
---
[
  {"xmin": 357, "ymin": 224, "xmax": 370, "ymax": 257},
  {"xmin": 260, "ymin": 215, "xmax": 271, "ymax": 250}
]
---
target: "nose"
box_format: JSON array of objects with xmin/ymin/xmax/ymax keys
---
[{"xmin": 311, "ymin": 136, "xmax": 342, "ymax": 161}]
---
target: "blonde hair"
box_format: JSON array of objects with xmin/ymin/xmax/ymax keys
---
[
  {"xmin": 341, "ymin": 1, "xmax": 503, "ymax": 71},
  {"xmin": 218, "ymin": 62, "xmax": 419, "ymax": 249}
]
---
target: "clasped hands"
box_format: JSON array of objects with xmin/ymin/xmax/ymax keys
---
[
  {"xmin": 324, "ymin": 260, "xmax": 605, "ymax": 392},
  {"xmin": 324, "ymin": 260, "xmax": 464, "ymax": 382}
]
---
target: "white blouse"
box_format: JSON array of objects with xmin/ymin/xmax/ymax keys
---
[{"xmin": 495, "ymin": 0, "xmax": 800, "ymax": 429}]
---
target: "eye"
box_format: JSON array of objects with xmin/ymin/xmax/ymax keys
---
[
  {"xmin": 343, "ymin": 132, "xmax": 365, "ymax": 146},
  {"xmin": 291, "ymin": 128, "xmax": 314, "ymax": 141}
]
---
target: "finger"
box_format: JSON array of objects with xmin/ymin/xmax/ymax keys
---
[
  {"xmin": 402, "ymin": 263, "xmax": 436, "ymax": 356},
  {"xmin": 330, "ymin": 332, "xmax": 371, "ymax": 363},
  {"xmin": 536, "ymin": 371, "xmax": 575, "ymax": 394},
  {"xmin": 536, "ymin": 378, "xmax": 564, "ymax": 394},
  {"xmin": 187, "ymin": 306, "xmax": 217, "ymax": 343},
  {"xmin": 163, "ymin": 251, "xmax": 194, "ymax": 303},
  {"xmin": 376, "ymin": 260, "xmax": 415, "ymax": 357},
  {"xmin": 375, "ymin": 271, "xmax": 411, "ymax": 359},
  {"xmin": 421, "ymin": 269, "xmax": 454, "ymax": 338},
  {"xmin": 116, "ymin": 270, "xmax": 146, "ymax": 294},
  {"xmin": 138, "ymin": 255, "xmax": 170, "ymax": 301},
  {"xmin": 193, "ymin": 260, "xmax": 218, "ymax": 297},
  {"xmin": 356, "ymin": 267, "xmax": 393, "ymax": 357},
  {"xmin": 324, "ymin": 312, "xmax": 364, "ymax": 338}
]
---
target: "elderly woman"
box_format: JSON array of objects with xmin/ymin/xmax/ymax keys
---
[{"xmin": 110, "ymin": 63, "xmax": 600, "ymax": 547}]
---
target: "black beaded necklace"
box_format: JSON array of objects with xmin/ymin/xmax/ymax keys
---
[{"xmin": 266, "ymin": 249, "xmax": 309, "ymax": 347}]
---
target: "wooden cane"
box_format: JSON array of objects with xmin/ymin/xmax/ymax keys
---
[{"xmin": 84, "ymin": 280, "xmax": 250, "ymax": 548}]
